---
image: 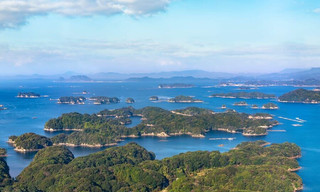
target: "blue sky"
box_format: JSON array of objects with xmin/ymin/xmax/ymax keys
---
[{"xmin": 0, "ymin": 0, "xmax": 320, "ymax": 75}]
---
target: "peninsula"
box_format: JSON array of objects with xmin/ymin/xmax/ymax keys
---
[
  {"xmin": 279, "ymin": 88, "xmax": 320, "ymax": 104},
  {"xmin": 1, "ymin": 141, "xmax": 303, "ymax": 191},
  {"xmin": 210, "ymin": 92, "xmax": 276, "ymax": 99}
]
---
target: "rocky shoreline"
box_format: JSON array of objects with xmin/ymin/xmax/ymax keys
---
[
  {"xmin": 242, "ymin": 133, "xmax": 268, "ymax": 136},
  {"xmin": 53, "ymin": 142, "xmax": 118, "ymax": 148},
  {"xmin": 44, "ymin": 127, "xmax": 83, "ymax": 132},
  {"xmin": 279, "ymin": 100, "xmax": 320, "ymax": 104}
]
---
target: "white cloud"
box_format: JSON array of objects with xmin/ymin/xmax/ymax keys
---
[
  {"xmin": 0, "ymin": 0, "xmax": 171, "ymax": 28},
  {"xmin": 314, "ymin": 8, "xmax": 320, "ymax": 13}
]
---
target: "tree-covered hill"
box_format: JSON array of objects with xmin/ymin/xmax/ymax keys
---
[
  {"xmin": 279, "ymin": 88, "xmax": 320, "ymax": 103},
  {"xmin": 44, "ymin": 107, "xmax": 279, "ymax": 147},
  {"xmin": 1, "ymin": 141, "xmax": 303, "ymax": 192}
]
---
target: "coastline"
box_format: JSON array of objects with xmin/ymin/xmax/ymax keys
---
[
  {"xmin": 14, "ymin": 148, "xmax": 40, "ymax": 153},
  {"xmin": 41, "ymin": 121, "xmax": 278, "ymax": 149},
  {"xmin": 278, "ymin": 100, "xmax": 320, "ymax": 104},
  {"xmin": 288, "ymin": 166, "xmax": 302, "ymax": 172},
  {"xmin": 44, "ymin": 127, "xmax": 83, "ymax": 132},
  {"xmin": 53, "ymin": 142, "xmax": 118, "ymax": 148},
  {"xmin": 242, "ymin": 133, "xmax": 268, "ymax": 136}
]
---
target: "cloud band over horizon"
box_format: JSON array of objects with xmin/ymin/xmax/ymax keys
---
[
  {"xmin": 0, "ymin": 0, "xmax": 171, "ymax": 28},
  {"xmin": 0, "ymin": 0, "xmax": 320, "ymax": 75}
]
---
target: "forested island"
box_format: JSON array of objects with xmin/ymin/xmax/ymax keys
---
[
  {"xmin": 168, "ymin": 95, "xmax": 203, "ymax": 103},
  {"xmin": 262, "ymin": 103, "xmax": 279, "ymax": 110},
  {"xmin": 8, "ymin": 133, "xmax": 53, "ymax": 152},
  {"xmin": 0, "ymin": 141, "xmax": 303, "ymax": 191},
  {"xmin": 251, "ymin": 104, "xmax": 259, "ymax": 109},
  {"xmin": 233, "ymin": 101, "xmax": 248, "ymax": 106},
  {"xmin": 158, "ymin": 83, "xmax": 195, "ymax": 88},
  {"xmin": 149, "ymin": 96, "xmax": 159, "ymax": 101},
  {"xmin": 126, "ymin": 98, "xmax": 135, "ymax": 104},
  {"xmin": 279, "ymin": 88, "xmax": 320, "ymax": 104},
  {"xmin": 57, "ymin": 96, "xmax": 86, "ymax": 104},
  {"xmin": 90, "ymin": 96, "xmax": 120, "ymax": 104},
  {"xmin": 210, "ymin": 92, "xmax": 276, "ymax": 99},
  {"xmin": 39, "ymin": 106, "xmax": 279, "ymax": 148},
  {"xmin": 17, "ymin": 92, "xmax": 40, "ymax": 98}
]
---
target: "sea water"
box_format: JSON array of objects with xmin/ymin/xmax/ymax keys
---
[{"xmin": 0, "ymin": 79, "xmax": 319, "ymax": 190}]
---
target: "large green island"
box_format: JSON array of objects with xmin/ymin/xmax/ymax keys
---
[
  {"xmin": 27, "ymin": 106, "xmax": 279, "ymax": 149},
  {"xmin": 279, "ymin": 88, "xmax": 320, "ymax": 104},
  {"xmin": 0, "ymin": 141, "xmax": 303, "ymax": 191}
]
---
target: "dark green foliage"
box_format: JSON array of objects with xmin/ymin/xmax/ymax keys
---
[
  {"xmin": 8, "ymin": 136, "xmax": 17, "ymax": 142},
  {"xmin": 13, "ymin": 146, "xmax": 74, "ymax": 191},
  {"xmin": 45, "ymin": 112, "xmax": 121, "ymax": 131},
  {"xmin": 11, "ymin": 133, "xmax": 52, "ymax": 150},
  {"xmin": 46, "ymin": 107, "xmax": 278, "ymax": 146},
  {"xmin": 265, "ymin": 142, "xmax": 301, "ymax": 158},
  {"xmin": 279, "ymin": 88, "xmax": 320, "ymax": 103},
  {"xmin": 51, "ymin": 125, "xmax": 127, "ymax": 146},
  {"xmin": 0, "ymin": 148, "xmax": 6, "ymax": 156},
  {"xmin": 168, "ymin": 165, "xmax": 302, "ymax": 192},
  {"xmin": 98, "ymin": 107, "xmax": 135, "ymax": 118},
  {"xmin": 211, "ymin": 91, "xmax": 276, "ymax": 99},
  {"xmin": 91, "ymin": 96, "xmax": 120, "ymax": 104},
  {"xmin": 149, "ymin": 96, "xmax": 159, "ymax": 101},
  {"xmin": 168, "ymin": 95, "xmax": 202, "ymax": 103},
  {"xmin": 262, "ymin": 102, "xmax": 279, "ymax": 109},
  {"xmin": 12, "ymin": 143, "xmax": 160, "ymax": 192},
  {"xmin": 173, "ymin": 107, "xmax": 214, "ymax": 116},
  {"xmin": 236, "ymin": 140, "xmax": 269, "ymax": 148},
  {"xmin": 0, "ymin": 158, "xmax": 11, "ymax": 190},
  {"xmin": 3, "ymin": 141, "xmax": 303, "ymax": 192}
]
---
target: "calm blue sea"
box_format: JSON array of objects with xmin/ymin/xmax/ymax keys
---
[{"xmin": 0, "ymin": 79, "xmax": 319, "ymax": 191}]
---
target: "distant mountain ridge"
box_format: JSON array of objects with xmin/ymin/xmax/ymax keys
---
[
  {"xmin": 2, "ymin": 68, "xmax": 320, "ymax": 81},
  {"xmin": 92, "ymin": 70, "xmax": 235, "ymax": 80}
]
